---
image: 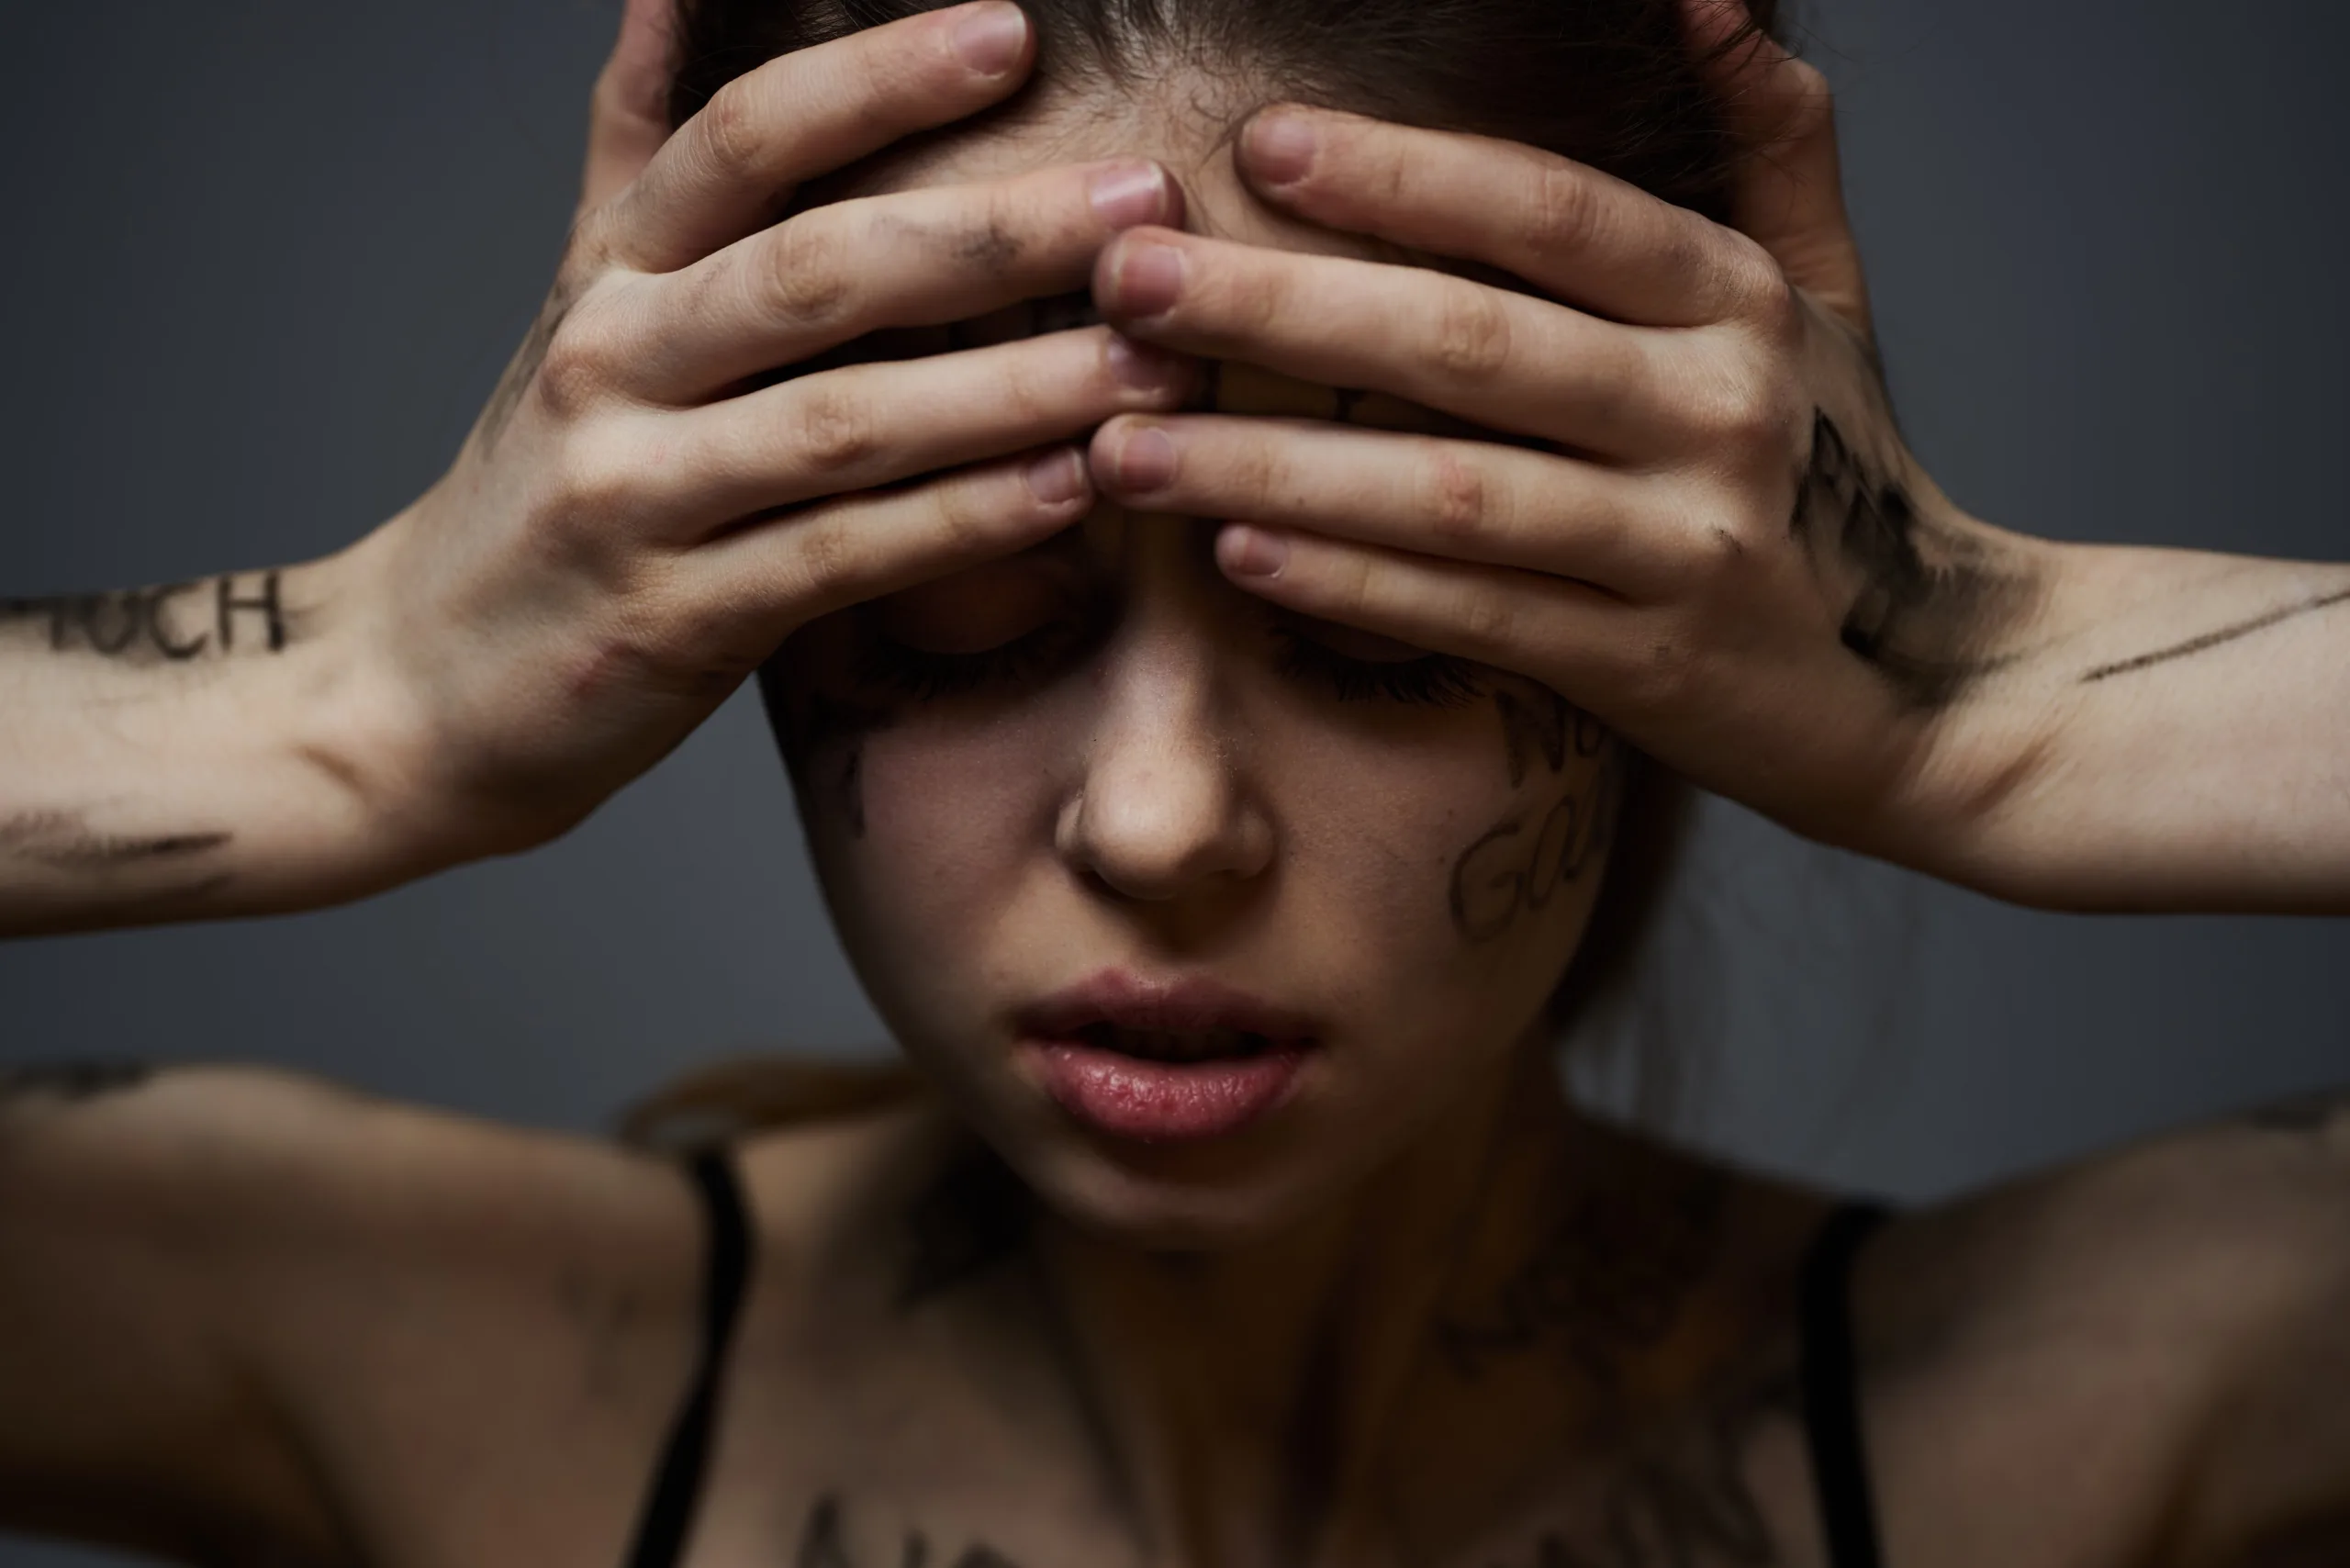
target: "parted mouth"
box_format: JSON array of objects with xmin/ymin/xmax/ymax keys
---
[
  {"xmin": 1016, "ymin": 971, "xmax": 1321, "ymax": 1061},
  {"xmin": 1067, "ymin": 1023, "xmax": 1281, "ymax": 1062}
]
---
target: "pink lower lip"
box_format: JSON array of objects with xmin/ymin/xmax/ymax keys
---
[{"xmin": 1027, "ymin": 1038, "xmax": 1314, "ymax": 1143}]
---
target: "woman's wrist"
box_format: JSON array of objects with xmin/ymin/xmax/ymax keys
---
[
  {"xmin": 1886, "ymin": 533, "xmax": 2350, "ymax": 913},
  {"xmin": 0, "ymin": 532, "xmax": 477, "ymax": 936}
]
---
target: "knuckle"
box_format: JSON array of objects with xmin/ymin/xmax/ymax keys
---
[
  {"xmin": 757, "ymin": 213, "xmax": 856, "ymax": 330},
  {"xmin": 1684, "ymin": 355, "xmax": 1787, "ymax": 453},
  {"xmin": 1416, "ymin": 441, "xmax": 1491, "ymax": 542},
  {"xmin": 1427, "ymin": 284, "xmax": 1516, "ymax": 385},
  {"xmin": 943, "ymin": 468, "xmax": 1036, "ymax": 550},
  {"xmin": 533, "ymin": 301, "xmax": 625, "ymax": 421},
  {"xmin": 550, "ymin": 432, "xmax": 643, "ymax": 521},
  {"xmin": 789, "ymin": 382, "xmax": 882, "ymax": 478},
  {"xmin": 1524, "ymin": 165, "xmax": 1604, "ymax": 258},
  {"xmin": 788, "ymin": 510, "xmax": 862, "ymax": 599},
  {"xmin": 691, "ymin": 81, "xmax": 766, "ymax": 185},
  {"xmin": 1729, "ymin": 242, "xmax": 1801, "ymax": 335}
]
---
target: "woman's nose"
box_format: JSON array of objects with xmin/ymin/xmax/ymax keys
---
[{"xmin": 1056, "ymin": 639, "xmax": 1273, "ymax": 902}]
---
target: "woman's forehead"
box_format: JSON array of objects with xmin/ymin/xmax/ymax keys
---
[{"xmin": 813, "ymin": 88, "xmax": 1402, "ymax": 266}]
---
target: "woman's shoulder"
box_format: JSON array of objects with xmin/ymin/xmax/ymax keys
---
[
  {"xmin": 1858, "ymin": 1091, "xmax": 2350, "ymax": 1565},
  {"xmin": 1878, "ymin": 1089, "xmax": 2350, "ymax": 1356},
  {"xmin": 0, "ymin": 1060, "xmax": 720, "ymax": 1566}
]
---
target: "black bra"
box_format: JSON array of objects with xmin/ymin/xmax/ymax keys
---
[{"xmin": 621, "ymin": 1150, "xmax": 1893, "ymax": 1568}]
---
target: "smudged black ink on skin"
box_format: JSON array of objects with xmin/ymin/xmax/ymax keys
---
[
  {"xmin": 2079, "ymin": 584, "xmax": 2350, "ymax": 684},
  {"xmin": 1793, "ymin": 409, "xmax": 2022, "ymax": 708},
  {"xmin": 2, "ymin": 573, "xmax": 285, "ymax": 662},
  {"xmin": 1449, "ymin": 746, "xmax": 1626, "ymax": 944},
  {"xmin": 479, "ymin": 283, "xmax": 577, "ymax": 454},
  {"xmin": 900, "ymin": 1146, "xmax": 1035, "ymax": 1309},
  {"xmin": 0, "ymin": 1060, "xmax": 157, "ymax": 1104},
  {"xmin": 0, "ymin": 811, "xmax": 232, "ymax": 871},
  {"xmin": 1438, "ymin": 1168, "xmax": 1726, "ymax": 1385},
  {"xmin": 1494, "ymin": 688, "xmax": 1607, "ymax": 790},
  {"xmin": 798, "ymin": 1491, "xmax": 1024, "ymax": 1568},
  {"xmin": 766, "ymin": 664, "xmax": 901, "ymax": 842}
]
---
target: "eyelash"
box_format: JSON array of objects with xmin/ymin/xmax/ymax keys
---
[
  {"xmin": 852, "ymin": 613, "xmax": 1487, "ymax": 711},
  {"xmin": 851, "ymin": 624, "xmax": 1084, "ymax": 701},
  {"xmin": 1268, "ymin": 622, "xmax": 1489, "ymax": 709}
]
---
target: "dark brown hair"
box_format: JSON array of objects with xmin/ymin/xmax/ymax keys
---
[
  {"xmin": 623, "ymin": 0, "xmax": 1774, "ymax": 1149},
  {"xmin": 667, "ymin": 0, "xmax": 1777, "ymax": 225}
]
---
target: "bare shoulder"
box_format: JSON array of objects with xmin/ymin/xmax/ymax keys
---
[
  {"xmin": 1861, "ymin": 1090, "xmax": 2350, "ymax": 1566},
  {"xmin": 0, "ymin": 1060, "xmax": 707, "ymax": 1566}
]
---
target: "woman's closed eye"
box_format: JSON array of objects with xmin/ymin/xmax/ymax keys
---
[
  {"xmin": 1267, "ymin": 611, "xmax": 1488, "ymax": 709},
  {"xmin": 848, "ymin": 565, "xmax": 1488, "ymax": 711},
  {"xmin": 852, "ymin": 565, "xmax": 1098, "ymax": 701}
]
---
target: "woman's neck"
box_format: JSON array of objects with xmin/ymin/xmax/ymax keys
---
[{"xmin": 1017, "ymin": 1032, "xmax": 1743, "ymax": 1568}]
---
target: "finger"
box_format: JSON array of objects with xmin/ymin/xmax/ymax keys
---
[
  {"xmin": 577, "ymin": 0, "xmax": 677, "ymax": 220},
  {"xmin": 1093, "ymin": 228, "xmax": 1707, "ymax": 463},
  {"xmin": 1232, "ymin": 106, "xmax": 1774, "ymax": 330},
  {"xmin": 655, "ymin": 326, "xmax": 1198, "ymax": 539},
  {"xmin": 686, "ymin": 444, "xmax": 1095, "ymax": 632},
  {"xmin": 628, "ymin": 158, "xmax": 1184, "ymax": 404},
  {"xmin": 1090, "ymin": 414, "xmax": 1688, "ymax": 599},
  {"xmin": 593, "ymin": 2, "xmax": 1038, "ymax": 275},
  {"xmin": 1210, "ymin": 524, "xmax": 1641, "ymax": 693},
  {"xmin": 1677, "ymin": 0, "xmax": 1872, "ymax": 332}
]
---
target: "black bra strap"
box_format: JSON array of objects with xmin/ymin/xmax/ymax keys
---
[
  {"xmin": 1799, "ymin": 1200, "xmax": 1893, "ymax": 1568},
  {"xmin": 622, "ymin": 1148, "xmax": 754, "ymax": 1568}
]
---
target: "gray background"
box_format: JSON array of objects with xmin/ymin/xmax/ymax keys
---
[{"xmin": 3, "ymin": 0, "xmax": 2344, "ymax": 1562}]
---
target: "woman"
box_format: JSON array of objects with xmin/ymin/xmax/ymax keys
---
[{"xmin": 2, "ymin": 2, "xmax": 2344, "ymax": 1566}]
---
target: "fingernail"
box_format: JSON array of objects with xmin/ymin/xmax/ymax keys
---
[
  {"xmin": 1111, "ymin": 425, "xmax": 1178, "ymax": 491},
  {"xmin": 1218, "ymin": 524, "xmax": 1290, "ymax": 579},
  {"xmin": 1106, "ymin": 334, "xmax": 1189, "ymax": 392},
  {"xmin": 1089, "ymin": 162, "xmax": 1169, "ymax": 229},
  {"xmin": 1245, "ymin": 112, "xmax": 1317, "ymax": 186},
  {"xmin": 954, "ymin": 3, "xmax": 1029, "ymax": 75},
  {"xmin": 1025, "ymin": 446, "xmax": 1088, "ymax": 504},
  {"xmin": 1111, "ymin": 241, "xmax": 1185, "ymax": 319}
]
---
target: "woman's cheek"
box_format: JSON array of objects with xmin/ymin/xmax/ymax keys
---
[
  {"xmin": 811, "ymin": 705, "xmax": 1069, "ymax": 1000},
  {"xmin": 1274, "ymin": 683, "xmax": 1620, "ymax": 1044}
]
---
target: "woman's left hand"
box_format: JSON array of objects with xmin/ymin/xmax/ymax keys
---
[{"xmin": 1081, "ymin": 37, "xmax": 2065, "ymax": 886}]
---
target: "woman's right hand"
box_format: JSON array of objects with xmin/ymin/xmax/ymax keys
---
[{"xmin": 344, "ymin": 0, "xmax": 1198, "ymax": 861}]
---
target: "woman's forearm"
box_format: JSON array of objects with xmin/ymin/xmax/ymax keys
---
[
  {"xmin": 1937, "ymin": 538, "xmax": 2350, "ymax": 913},
  {"xmin": 0, "ymin": 545, "xmax": 445, "ymax": 936}
]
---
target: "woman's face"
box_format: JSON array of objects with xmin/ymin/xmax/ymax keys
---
[{"xmin": 769, "ymin": 90, "xmax": 1623, "ymax": 1246}]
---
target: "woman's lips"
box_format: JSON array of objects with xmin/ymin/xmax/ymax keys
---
[
  {"xmin": 1026, "ymin": 1038, "xmax": 1314, "ymax": 1143},
  {"xmin": 1013, "ymin": 969, "xmax": 1323, "ymax": 1142}
]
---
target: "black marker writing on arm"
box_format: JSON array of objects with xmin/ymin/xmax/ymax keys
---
[{"xmin": 1, "ymin": 571, "xmax": 292, "ymax": 664}]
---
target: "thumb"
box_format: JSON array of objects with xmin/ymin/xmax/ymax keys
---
[
  {"xmin": 1680, "ymin": 0, "xmax": 1873, "ymax": 338},
  {"xmin": 578, "ymin": 0, "xmax": 677, "ymax": 221}
]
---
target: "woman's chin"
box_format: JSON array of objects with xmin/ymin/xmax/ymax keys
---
[{"xmin": 1010, "ymin": 1136, "xmax": 1353, "ymax": 1253}]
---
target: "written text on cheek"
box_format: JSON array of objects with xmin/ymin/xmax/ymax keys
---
[{"xmin": 1449, "ymin": 746, "xmax": 1625, "ymax": 945}]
